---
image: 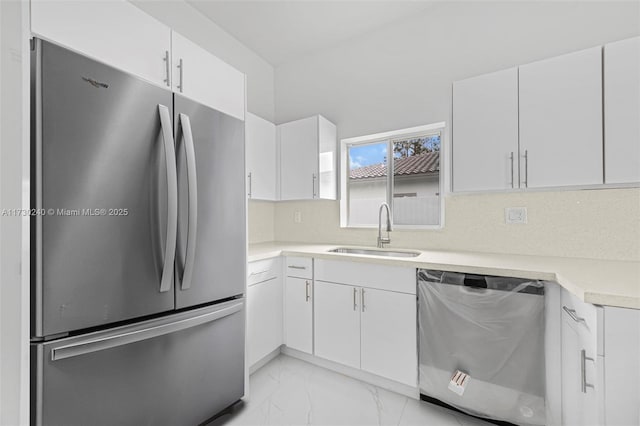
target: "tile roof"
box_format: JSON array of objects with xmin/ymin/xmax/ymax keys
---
[{"xmin": 350, "ymin": 151, "xmax": 439, "ymax": 179}]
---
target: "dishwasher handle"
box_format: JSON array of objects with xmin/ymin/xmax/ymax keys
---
[{"xmin": 463, "ymin": 275, "xmax": 487, "ymax": 289}]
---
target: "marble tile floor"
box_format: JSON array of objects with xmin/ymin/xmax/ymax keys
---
[{"xmin": 209, "ymin": 354, "xmax": 491, "ymax": 426}]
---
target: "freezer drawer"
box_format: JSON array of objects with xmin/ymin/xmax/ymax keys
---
[{"xmin": 31, "ymin": 300, "xmax": 245, "ymax": 426}]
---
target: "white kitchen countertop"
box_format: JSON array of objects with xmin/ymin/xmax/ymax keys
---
[{"xmin": 248, "ymin": 242, "xmax": 640, "ymax": 309}]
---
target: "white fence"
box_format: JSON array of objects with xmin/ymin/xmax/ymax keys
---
[{"xmin": 349, "ymin": 196, "xmax": 440, "ymax": 226}]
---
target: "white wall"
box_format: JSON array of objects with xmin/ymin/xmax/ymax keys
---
[
  {"xmin": 272, "ymin": 1, "xmax": 640, "ymax": 261},
  {"xmin": 131, "ymin": 0, "xmax": 275, "ymax": 121},
  {"xmin": 0, "ymin": 1, "xmax": 30, "ymax": 424},
  {"xmin": 275, "ymin": 1, "xmax": 639, "ymax": 135}
]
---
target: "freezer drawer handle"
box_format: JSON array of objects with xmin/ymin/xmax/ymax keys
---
[
  {"xmin": 158, "ymin": 105, "xmax": 178, "ymax": 293},
  {"xmin": 177, "ymin": 113, "xmax": 198, "ymax": 291},
  {"xmin": 50, "ymin": 301, "xmax": 243, "ymax": 361}
]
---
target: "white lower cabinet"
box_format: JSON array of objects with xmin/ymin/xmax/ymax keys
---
[
  {"xmin": 561, "ymin": 289, "xmax": 603, "ymax": 426},
  {"xmin": 247, "ymin": 277, "xmax": 283, "ymax": 367},
  {"xmin": 314, "ymin": 259, "xmax": 417, "ymax": 386},
  {"xmin": 284, "ymin": 276, "xmax": 313, "ymax": 354},
  {"xmin": 603, "ymin": 306, "xmax": 640, "ymax": 426},
  {"xmin": 360, "ymin": 288, "xmax": 417, "ymax": 386},
  {"xmin": 314, "ymin": 281, "xmax": 360, "ymax": 369},
  {"xmin": 247, "ymin": 258, "xmax": 283, "ymax": 368},
  {"xmin": 559, "ymin": 295, "xmax": 640, "ymax": 426}
]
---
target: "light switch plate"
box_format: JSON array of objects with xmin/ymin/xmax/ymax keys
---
[
  {"xmin": 505, "ymin": 207, "xmax": 527, "ymax": 224},
  {"xmin": 294, "ymin": 211, "xmax": 302, "ymax": 223}
]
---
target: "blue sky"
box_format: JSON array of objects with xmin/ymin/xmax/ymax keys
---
[{"xmin": 349, "ymin": 143, "xmax": 387, "ymax": 169}]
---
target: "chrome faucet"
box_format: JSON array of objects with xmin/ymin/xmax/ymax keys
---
[{"xmin": 377, "ymin": 202, "xmax": 392, "ymax": 248}]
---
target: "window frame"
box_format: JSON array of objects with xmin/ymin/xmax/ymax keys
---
[{"xmin": 339, "ymin": 122, "xmax": 447, "ymax": 230}]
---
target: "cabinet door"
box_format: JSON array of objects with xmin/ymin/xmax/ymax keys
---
[
  {"xmin": 279, "ymin": 117, "xmax": 318, "ymax": 200},
  {"xmin": 360, "ymin": 288, "xmax": 416, "ymax": 386},
  {"xmin": 246, "ymin": 113, "xmax": 277, "ymax": 200},
  {"xmin": 314, "ymin": 281, "xmax": 360, "ymax": 369},
  {"xmin": 603, "ymin": 306, "xmax": 640, "ymax": 426},
  {"xmin": 31, "ymin": 0, "xmax": 171, "ymax": 88},
  {"xmin": 247, "ymin": 277, "xmax": 283, "ymax": 368},
  {"xmin": 171, "ymin": 32, "xmax": 245, "ymax": 121},
  {"xmin": 453, "ymin": 68, "xmax": 519, "ymax": 191},
  {"xmin": 561, "ymin": 316, "xmax": 600, "ymax": 426},
  {"xmin": 317, "ymin": 116, "xmax": 337, "ymax": 200},
  {"xmin": 519, "ymin": 47, "xmax": 603, "ymax": 188},
  {"xmin": 284, "ymin": 276, "xmax": 313, "ymax": 354},
  {"xmin": 604, "ymin": 37, "xmax": 640, "ymax": 184}
]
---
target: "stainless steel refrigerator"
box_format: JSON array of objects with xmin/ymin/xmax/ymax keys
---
[{"xmin": 30, "ymin": 39, "xmax": 247, "ymax": 426}]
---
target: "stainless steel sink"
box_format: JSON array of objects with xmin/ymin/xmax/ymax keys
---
[{"xmin": 329, "ymin": 247, "xmax": 421, "ymax": 258}]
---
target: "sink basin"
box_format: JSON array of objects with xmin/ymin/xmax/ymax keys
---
[{"xmin": 329, "ymin": 247, "xmax": 421, "ymax": 258}]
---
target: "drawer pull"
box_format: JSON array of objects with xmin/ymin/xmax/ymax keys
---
[
  {"xmin": 361, "ymin": 289, "xmax": 365, "ymax": 312},
  {"xmin": 562, "ymin": 306, "xmax": 586, "ymax": 324},
  {"xmin": 288, "ymin": 265, "xmax": 306, "ymax": 270},
  {"xmin": 249, "ymin": 269, "xmax": 270, "ymax": 276},
  {"xmin": 581, "ymin": 349, "xmax": 595, "ymax": 393},
  {"xmin": 353, "ymin": 287, "xmax": 358, "ymax": 311}
]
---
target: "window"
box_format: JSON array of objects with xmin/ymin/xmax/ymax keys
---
[{"xmin": 340, "ymin": 123, "xmax": 445, "ymax": 228}]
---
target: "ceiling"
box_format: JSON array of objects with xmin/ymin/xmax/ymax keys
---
[{"xmin": 186, "ymin": 1, "xmax": 434, "ymax": 66}]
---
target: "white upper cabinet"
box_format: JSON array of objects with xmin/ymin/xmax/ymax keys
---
[
  {"xmin": 31, "ymin": 0, "xmax": 172, "ymax": 88},
  {"xmin": 453, "ymin": 68, "xmax": 519, "ymax": 191},
  {"xmin": 604, "ymin": 37, "xmax": 640, "ymax": 184},
  {"xmin": 171, "ymin": 32, "xmax": 245, "ymax": 120},
  {"xmin": 279, "ymin": 115, "xmax": 337, "ymax": 200},
  {"xmin": 519, "ymin": 47, "xmax": 603, "ymax": 188},
  {"xmin": 246, "ymin": 113, "xmax": 277, "ymax": 200}
]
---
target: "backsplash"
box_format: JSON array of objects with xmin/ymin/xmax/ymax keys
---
[
  {"xmin": 251, "ymin": 188, "xmax": 640, "ymax": 261},
  {"xmin": 248, "ymin": 200, "xmax": 276, "ymax": 244}
]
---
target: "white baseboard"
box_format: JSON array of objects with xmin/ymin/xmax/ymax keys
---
[
  {"xmin": 281, "ymin": 346, "xmax": 419, "ymax": 400},
  {"xmin": 249, "ymin": 346, "xmax": 283, "ymax": 375}
]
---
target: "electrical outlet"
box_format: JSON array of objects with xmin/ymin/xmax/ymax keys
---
[
  {"xmin": 505, "ymin": 207, "xmax": 527, "ymax": 224},
  {"xmin": 294, "ymin": 211, "xmax": 302, "ymax": 223}
]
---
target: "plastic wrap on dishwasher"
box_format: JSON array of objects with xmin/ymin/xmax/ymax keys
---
[{"xmin": 418, "ymin": 270, "xmax": 546, "ymax": 426}]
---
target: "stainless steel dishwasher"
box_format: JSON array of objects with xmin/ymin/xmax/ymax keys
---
[{"xmin": 418, "ymin": 269, "xmax": 546, "ymax": 426}]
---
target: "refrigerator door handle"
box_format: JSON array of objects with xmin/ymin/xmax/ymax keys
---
[
  {"xmin": 50, "ymin": 300, "xmax": 243, "ymax": 361},
  {"xmin": 158, "ymin": 104, "xmax": 178, "ymax": 293},
  {"xmin": 178, "ymin": 113, "xmax": 198, "ymax": 291}
]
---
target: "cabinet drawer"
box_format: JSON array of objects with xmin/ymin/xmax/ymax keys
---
[
  {"xmin": 561, "ymin": 289, "xmax": 603, "ymax": 355},
  {"xmin": 285, "ymin": 256, "xmax": 313, "ymax": 279},
  {"xmin": 247, "ymin": 257, "xmax": 281, "ymax": 286}
]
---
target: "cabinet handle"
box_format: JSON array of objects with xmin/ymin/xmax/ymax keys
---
[
  {"xmin": 509, "ymin": 152, "xmax": 514, "ymax": 188},
  {"xmin": 248, "ymin": 269, "xmax": 269, "ymax": 277},
  {"xmin": 361, "ymin": 288, "xmax": 365, "ymax": 312},
  {"xmin": 562, "ymin": 306, "xmax": 586, "ymax": 324},
  {"xmin": 312, "ymin": 173, "xmax": 317, "ymax": 198},
  {"xmin": 288, "ymin": 265, "xmax": 306, "ymax": 270},
  {"xmin": 177, "ymin": 58, "xmax": 184, "ymax": 93},
  {"xmin": 163, "ymin": 50, "xmax": 170, "ymax": 87},
  {"xmin": 353, "ymin": 287, "xmax": 358, "ymax": 311},
  {"xmin": 523, "ymin": 150, "xmax": 528, "ymax": 188},
  {"xmin": 581, "ymin": 349, "xmax": 595, "ymax": 393},
  {"xmin": 305, "ymin": 281, "xmax": 310, "ymax": 302},
  {"xmin": 247, "ymin": 172, "xmax": 252, "ymax": 198}
]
